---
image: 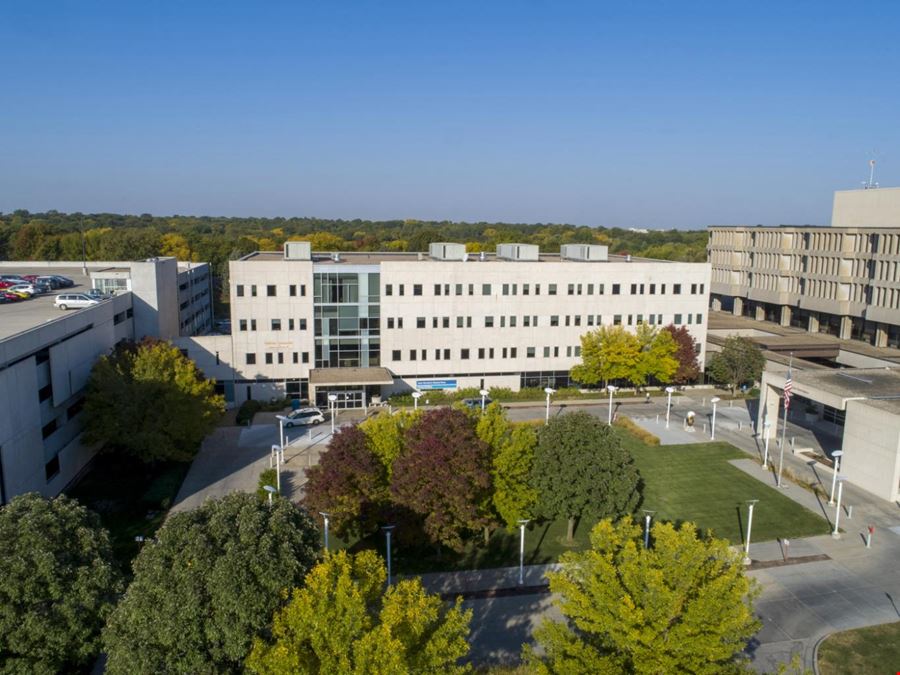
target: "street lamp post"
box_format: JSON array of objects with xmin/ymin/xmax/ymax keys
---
[
  {"xmin": 607, "ymin": 385, "xmax": 617, "ymax": 425},
  {"xmin": 829, "ymin": 450, "xmax": 844, "ymax": 506},
  {"xmin": 382, "ymin": 525, "xmax": 396, "ymax": 586},
  {"xmin": 412, "ymin": 391, "xmax": 422, "ymax": 411},
  {"xmin": 328, "ymin": 394, "xmax": 337, "ymax": 434},
  {"xmin": 762, "ymin": 420, "xmax": 772, "ymax": 469},
  {"xmin": 263, "ymin": 485, "xmax": 277, "ymax": 506},
  {"xmin": 743, "ymin": 499, "xmax": 759, "ymax": 565},
  {"xmin": 832, "ymin": 477, "xmax": 847, "ymax": 539},
  {"xmin": 479, "ymin": 389, "xmax": 489, "ymax": 413},
  {"xmin": 517, "ymin": 519, "xmax": 530, "ymax": 585},
  {"xmin": 271, "ymin": 444, "xmax": 281, "ymax": 493},
  {"xmin": 665, "ymin": 387, "xmax": 675, "ymax": 429},
  {"xmin": 543, "ymin": 387, "xmax": 556, "ymax": 425},
  {"xmin": 642, "ymin": 510, "xmax": 655, "ymax": 549},
  {"xmin": 319, "ymin": 512, "xmax": 331, "ymax": 550},
  {"xmin": 710, "ymin": 396, "xmax": 721, "ymax": 440}
]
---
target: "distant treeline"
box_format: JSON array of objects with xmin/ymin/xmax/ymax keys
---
[{"xmin": 0, "ymin": 210, "xmax": 709, "ymax": 309}]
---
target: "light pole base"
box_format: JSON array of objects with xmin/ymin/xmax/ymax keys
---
[
  {"xmin": 742, "ymin": 556, "xmax": 752, "ymax": 566},
  {"xmin": 761, "ymin": 463, "xmax": 767, "ymax": 470},
  {"xmin": 831, "ymin": 532, "xmax": 841, "ymax": 540},
  {"xmin": 828, "ymin": 500, "xmax": 835, "ymax": 506}
]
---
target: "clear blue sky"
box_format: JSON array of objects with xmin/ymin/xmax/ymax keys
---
[{"xmin": 2, "ymin": 1, "xmax": 899, "ymax": 228}]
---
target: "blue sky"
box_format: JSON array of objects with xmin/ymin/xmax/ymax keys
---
[{"xmin": 2, "ymin": 1, "xmax": 899, "ymax": 228}]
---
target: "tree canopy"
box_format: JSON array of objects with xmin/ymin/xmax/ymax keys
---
[
  {"xmin": 571, "ymin": 325, "xmax": 679, "ymax": 389},
  {"xmin": 358, "ymin": 409, "xmax": 419, "ymax": 478},
  {"xmin": 391, "ymin": 408, "xmax": 494, "ymax": 552},
  {"xmin": 531, "ymin": 412, "xmax": 642, "ymax": 542},
  {"xmin": 102, "ymin": 492, "xmax": 319, "ymax": 674},
  {"xmin": 246, "ymin": 550, "xmax": 472, "ymax": 674},
  {"xmin": 83, "ymin": 339, "xmax": 225, "ymax": 462},
  {"xmin": 665, "ymin": 324, "xmax": 702, "ymax": 384},
  {"xmin": 707, "ymin": 336, "xmax": 766, "ymax": 394},
  {"xmin": 0, "ymin": 493, "xmax": 123, "ymax": 674},
  {"xmin": 528, "ymin": 518, "xmax": 760, "ymax": 674}
]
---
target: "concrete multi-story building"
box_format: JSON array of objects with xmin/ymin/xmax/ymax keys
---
[
  {"xmin": 179, "ymin": 242, "xmax": 710, "ymax": 408},
  {"xmin": 709, "ymin": 187, "xmax": 900, "ymax": 347},
  {"xmin": 0, "ymin": 257, "xmax": 211, "ymax": 504}
]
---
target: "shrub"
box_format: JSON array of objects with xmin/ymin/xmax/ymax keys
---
[
  {"xmin": 257, "ymin": 468, "xmax": 279, "ymax": 499},
  {"xmin": 613, "ymin": 416, "xmax": 661, "ymax": 446}
]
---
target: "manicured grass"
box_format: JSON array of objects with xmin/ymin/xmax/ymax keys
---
[
  {"xmin": 620, "ymin": 434, "xmax": 831, "ymax": 544},
  {"xmin": 817, "ymin": 621, "xmax": 900, "ymax": 675},
  {"xmin": 337, "ymin": 429, "xmax": 830, "ymax": 573},
  {"xmin": 65, "ymin": 454, "xmax": 189, "ymax": 571}
]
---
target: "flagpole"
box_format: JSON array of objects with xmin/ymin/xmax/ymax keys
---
[{"xmin": 777, "ymin": 353, "xmax": 792, "ymax": 488}]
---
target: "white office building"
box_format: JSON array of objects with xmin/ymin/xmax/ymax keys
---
[{"xmin": 179, "ymin": 242, "xmax": 710, "ymax": 409}]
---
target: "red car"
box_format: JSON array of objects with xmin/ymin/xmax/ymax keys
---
[{"xmin": 1, "ymin": 291, "xmax": 24, "ymax": 302}]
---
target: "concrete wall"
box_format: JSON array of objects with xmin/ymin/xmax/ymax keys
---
[
  {"xmin": 130, "ymin": 258, "xmax": 180, "ymax": 340},
  {"xmin": 832, "ymin": 188, "xmax": 900, "ymax": 228},
  {"xmin": 842, "ymin": 400, "xmax": 900, "ymax": 502}
]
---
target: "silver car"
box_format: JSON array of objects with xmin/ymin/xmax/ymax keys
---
[{"xmin": 280, "ymin": 407, "xmax": 326, "ymax": 427}]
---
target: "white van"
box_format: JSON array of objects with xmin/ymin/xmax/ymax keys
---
[{"xmin": 55, "ymin": 293, "xmax": 100, "ymax": 310}]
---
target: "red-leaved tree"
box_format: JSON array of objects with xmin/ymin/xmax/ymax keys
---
[
  {"xmin": 664, "ymin": 324, "xmax": 701, "ymax": 384},
  {"xmin": 303, "ymin": 426, "xmax": 387, "ymax": 539},
  {"xmin": 390, "ymin": 408, "xmax": 494, "ymax": 552}
]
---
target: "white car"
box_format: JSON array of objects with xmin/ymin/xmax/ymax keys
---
[
  {"xmin": 6, "ymin": 283, "xmax": 36, "ymax": 296},
  {"xmin": 279, "ymin": 407, "xmax": 326, "ymax": 427},
  {"xmin": 55, "ymin": 293, "xmax": 100, "ymax": 310}
]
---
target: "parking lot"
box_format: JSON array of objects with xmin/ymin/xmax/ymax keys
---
[{"xmin": 0, "ymin": 266, "xmax": 96, "ymax": 340}]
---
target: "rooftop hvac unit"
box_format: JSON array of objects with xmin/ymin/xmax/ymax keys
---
[
  {"xmin": 560, "ymin": 244, "xmax": 609, "ymax": 262},
  {"xmin": 283, "ymin": 241, "xmax": 312, "ymax": 260},
  {"xmin": 429, "ymin": 243, "xmax": 467, "ymax": 261},
  {"xmin": 496, "ymin": 243, "xmax": 540, "ymax": 261}
]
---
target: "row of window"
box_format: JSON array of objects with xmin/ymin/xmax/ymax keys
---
[
  {"xmin": 385, "ymin": 282, "xmax": 705, "ymax": 297},
  {"xmin": 239, "ymin": 318, "xmax": 309, "ymax": 331},
  {"xmin": 390, "ymin": 345, "xmax": 584, "ymax": 362},
  {"xmin": 385, "ymin": 313, "xmax": 704, "ymax": 330},
  {"xmin": 245, "ymin": 351, "xmax": 310, "ymax": 365},
  {"xmin": 236, "ymin": 284, "xmax": 307, "ymax": 298}
]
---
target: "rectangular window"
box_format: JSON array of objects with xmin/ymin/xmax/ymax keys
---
[
  {"xmin": 510, "ymin": 316, "xmax": 517, "ymax": 327},
  {"xmin": 612, "ymin": 284, "xmax": 620, "ymax": 295},
  {"xmin": 674, "ymin": 313, "xmax": 683, "ymax": 324},
  {"xmin": 457, "ymin": 316, "xmax": 464, "ymax": 328},
  {"xmin": 636, "ymin": 314, "xmax": 643, "ymax": 324},
  {"xmin": 523, "ymin": 283, "xmax": 530, "ymax": 295},
  {"xmin": 271, "ymin": 319, "xmax": 282, "ymax": 331},
  {"xmin": 673, "ymin": 284, "xmax": 682, "ymax": 294},
  {"xmin": 565, "ymin": 316, "xmax": 571, "ymax": 327},
  {"xmin": 489, "ymin": 348, "xmax": 495, "ymax": 358},
  {"xmin": 435, "ymin": 349, "xmax": 441, "ymax": 360},
  {"xmin": 467, "ymin": 317, "xmax": 472, "ymax": 328},
  {"xmin": 575, "ymin": 346, "xmax": 581, "ymax": 357},
  {"xmin": 267, "ymin": 284, "xmax": 276, "ymax": 297},
  {"xmin": 239, "ymin": 319, "xmax": 247, "ymax": 331},
  {"xmin": 478, "ymin": 348, "xmax": 485, "ymax": 359},
  {"xmin": 548, "ymin": 284, "xmax": 557, "ymax": 295},
  {"xmin": 461, "ymin": 348, "xmax": 470, "ymax": 359},
  {"xmin": 524, "ymin": 316, "xmax": 531, "ymax": 327},
  {"xmin": 67, "ymin": 397, "xmax": 85, "ymax": 419},
  {"xmin": 442, "ymin": 317, "xmax": 449, "ymax": 328},
  {"xmin": 38, "ymin": 383, "xmax": 53, "ymax": 402},
  {"xmin": 568, "ymin": 283, "xmax": 575, "ymax": 295},
  {"xmin": 293, "ymin": 352, "xmax": 299, "ymax": 364},
  {"xmin": 485, "ymin": 316, "xmax": 494, "ymax": 328},
  {"xmin": 250, "ymin": 319, "xmax": 257, "ymax": 331},
  {"xmin": 697, "ymin": 313, "xmax": 704, "ymax": 324},
  {"xmin": 649, "ymin": 284, "xmax": 656, "ymax": 295},
  {"xmin": 503, "ymin": 283, "xmax": 510, "ymax": 296},
  {"xmin": 553, "ymin": 346, "xmax": 559, "ymax": 357},
  {"xmin": 413, "ymin": 284, "xmax": 422, "ymax": 296},
  {"xmin": 587, "ymin": 315, "xmax": 595, "ymax": 326},
  {"xmin": 456, "ymin": 283, "xmax": 463, "ymax": 295},
  {"xmin": 482, "ymin": 283, "xmax": 491, "ymax": 295},
  {"xmin": 631, "ymin": 283, "xmax": 638, "ymax": 295},
  {"xmin": 236, "ymin": 285, "xmax": 244, "ymax": 297},
  {"xmin": 387, "ymin": 318, "xmax": 395, "ymax": 329},
  {"xmin": 543, "ymin": 346, "xmax": 550, "ymax": 357},
  {"xmin": 566, "ymin": 346, "xmax": 572, "ymax": 357},
  {"xmin": 551, "ymin": 315, "xmax": 559, "ymax": 327},
  {"xmin": 588, "ymin": 283, "xmax": 594, "ymax": 294},
  {"xmin": 510, "ymin": 347, "xmax": 517, "ymax": 358},
  {"xmin": 468, "ymin": 284, "xmax": 474, "ymax": 296},
  {"xmin": 432, "ymin": 317, "xmax": 438, "ymax": 328},
  {"xmin": 613, "ymin": 314, "xmax": 622, "ymax": 325},
  {"xmin": 289, "ymin": 319, "xmax": 295, "ymax": 330},
  {"xmin": 598, "ymin": 283, "xmax": 604, "ymax": 295},
  {"xmin": 392, "ymin": 350, "xmax": 401, "ymax": 361},
  {"xmin": 299, "ymin": 319, "xmax": 307, "ymax": 330},
  {"xmin": 535, "ymin": 284, "xmax": 541, "ymax": 295},
  {"xmin": 691, "ymin": 283, "xmax": 697, "ymax": 294},
  {"xmin": 417, "ymin": 317, "xmax": 426, "ymax": 328},
  {"xmin": 246, "ymin": 353, "xmax": 256, "ymax": 365},
  {"xmin": 661, "ymin": 284, "xmax": 666, "ymax": 294},
  {"xmin": 45, "ymin": 456, "xmax": 60, "ymax": 481},
  {"xmin": 397, "ymin": 318, "xmax": 403, "ymax": 329},
  {"xmin": 435, "ymin": 284, "xmax": 442, "ymax": 296},
  {"xmin": 500, "ymin": 316, "xmax": 506, "ymax": 328},
  {"xmin": 628, "ymin": 315, "xmax": 633, "ymax": 326},
  {"xmin": 700, "ymin": 283, "xmax": 705, "ymax": 294},
  {"xmin": 289, "ymin": 284, "xmax": 297, "ymax": 296},
  {"xmin": 443, "ymin": 348, "xmax": 450, "ymax": 360},
  {"xmin": 302, "ymin": 352, "xmax": 309, "ymax": 363},
  {"xmin": 502, "ymin": 347, "xmax": 508, "ymax": 359},
  {"xmin": 277, "ymin": 352, "xmax": 284, "ymax": 364},
  {"xmin": 251, "ymin": 285, "xmax": 257, "ymax": 297},
  {"xmin": 386, "ymin": 284, "xmax": 393, "ymax": 296},
  {"xmin": 527, "ymin": 347, "xmax": 535, "ymax": 358},
  {"xmin": 574, "ymin": 315, "xmax": 581, "ymax": 326},
  {"xmin": 265, "ymin": 353, "xmax": 273, "ymax": 364},
  {"xmin": 409, "ymin": 350, "xmax": 417, "ymax": 361}
]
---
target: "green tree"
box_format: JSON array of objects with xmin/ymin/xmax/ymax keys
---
[
  {"xmin": 0, "ymin": 493, "xmax": 123, "ymax": 674},
  {"xmin": 531, "ymin": 412, "xmax": 641, "ymax": 543},
  {"xmin": 571, "ymin": 326, "xmax": 641, "ymax": 387},
  {"xmin": 477, "ymin": 404, "xmax": 539, "ymax": 527},
  {"xmin": 632, "ymin": 324, "xmax": 679, "ymax": 388},
  {"xmin": 707, "ymin": 336, "xmax": 766, "ymax": 395},
  {"xmin": 102, "ymin": 493, "xmax": 319, "ymax": 674},
  {"xmin": 527, "ymin": 518, "xmax": 761, "ymax": 674},
  {"xmin": 83, "ymin": 339, "xmax": 225, "ymax": 462},
  {"xmin": 358, "ymin": 409, "xmax": 419, "ymax": 478},
  {"xmin": 664, "ymin": 324, "xmax": 702, "ymax": 384},
  {"xmin": 246, "ymin": 550, "xmax": 471, "ymax": 674}
]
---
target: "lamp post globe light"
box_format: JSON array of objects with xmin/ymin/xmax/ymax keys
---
[
  {"xmin": 479, "ymin": 389, "xmax": 489, "ymax": 412},
  {"xmin": 710, "ymin": 396, "xmax": 721, "ymax": 440},
  {"xmin": 743, "ymin": 499, "xmax": 759, "ymax": 565},
  {"xmin": 412, "ymin": 390, "xmax": 422, "ymax": 411},
  {"xmin": 543, "ymin": 387, "xmax": 556, "ymax": 425},
  {"xmin": 641, "ymin": 509, "xmax": 655, "ymax": 549},
  {"xmin": 271, "ymin": 444, "xmax": 282, "ymax": 493},
  {"xmin": 328, "ymin": 394, "xmax": 338, "ymax": 433},
  {"xmin": 832, "ymin": 476, "xmax": 847, "ymax": 539},
  {"xmin": 607, "ymin": 385, "xmax": 618, "ymax": 425},
  {"xmin": 263, "ymin": 484, "xmax": 277, "ymax": 506},
  {"xmin": 829, "ymin": 450, "xmax": 844, "ymax": 506},
  {"xmin": 762, "ymin": 420, "xmax": 772, "ymax": 469},
  {"xmin": 517, "ymin": 519, "xmax": 530, "ymax": 585},
  {"xmin": 665, "ymin": 386, "xmax": 675, "ymax": 429}
]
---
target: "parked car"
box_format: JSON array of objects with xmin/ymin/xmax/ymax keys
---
[
  {"xmin": 6, "ymin": 284, "xmax": 37, "ymax": 296},
  {"xmin": 54, "ymin": 293, "xmax": 99, "ymax": 310},
  {"xmin": 50, "ymin": 275, "xmax": 75, "ymax": 288},
  {"xmin": 86, "ymin": 288, "xmax": 108, "ymax": 299},
  {"xmin": 36, "ymin": 275, "xmax": 64, "ymax": 289},
  {"xmin": 3, "ymin": 288, "xmax": 31, "ymax": 299},
  {"xmin": 280, "ymin": 407, "xmax": 326, "ymax": 427},
  {"xmin": 1, "ymin": 291, "xmax": 25, "ymax": 302},
  {"xmin": 34, "ymin": 282, "xmax": 53, "ymax": 294},
  {"xmin": 462, "ymin": 397, "xmax": 492, "ymax": 409}
]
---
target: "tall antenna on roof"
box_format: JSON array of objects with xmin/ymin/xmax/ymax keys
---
[{"xmin": 863, "ymin": 156, "xmax": 879, "ymax": 189}]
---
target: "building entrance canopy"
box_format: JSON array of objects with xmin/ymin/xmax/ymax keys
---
[{"xmin": 309, "ymin": 367, "xmax": 394, "ymax": 387}]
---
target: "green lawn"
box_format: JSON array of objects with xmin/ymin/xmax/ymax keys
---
[
  {"xmin": 817, "ymin": 621, "xmax": 900, "ymax": 675},
  {"xmin": 338, "ymin": 430, "xmax": 829, "ymax": 574},
  {"xmin": 621, "ymin": 435, "xmax": 831, "ymax": 544},
  {"xmin": 65, "ymin": 454, "xmax": 189, "ymax": 571}
]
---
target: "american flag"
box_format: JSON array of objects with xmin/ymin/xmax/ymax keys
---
[{"xmin": 783, "ymin": 367, "xmax": 793, "ymax": 410}]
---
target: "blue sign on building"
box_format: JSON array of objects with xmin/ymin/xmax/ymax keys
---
[{"xmin": 416, "ymin": 379, "xmax": 458, "ymax": 390}]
